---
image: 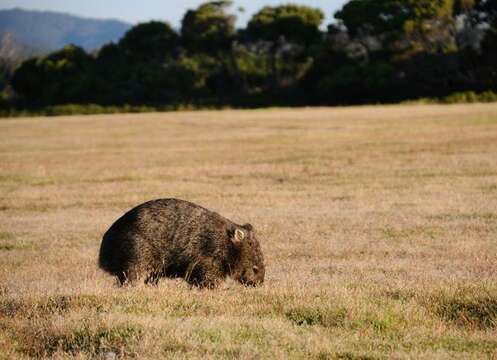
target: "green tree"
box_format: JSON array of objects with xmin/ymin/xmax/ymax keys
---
[
  {"xmin": 246, "ymin": 4, "xmax": 324, "ymax": 45},
  {"xmin": 452, "ymin": 0, "xmax": 497, "ymax": 90},
  {"xmin": 478, "ymin": 0, "xmax": 497, "ymax": 88},
  {"xmin": 336, "ymin": 0, "xmax": 454, "ymax": 35},
  {"xmin": 475, "ymin": 0, "xmax": 497, "ymax": 25},
  {"xmin": 245, "ymin": 5, "xmax": 324, "ymax": 92},
  {"xmin": 181, "ymin": 1, "xmax": 236, "ymax": 54},
  {"xmin": 454, "ymin": 0, "xmax": 477, "ymax": 15},
  {"xmin": 9, "ymin": 0, "xmax": 497, "ymax": 108},
  {"xmin": 95, "ymin": 22, "xmax": 180, "ymax": 104},
  {"xmin": 119, "ymin": 21, "xmax": 179, "ymax": 62},
  {"xmin": 12, "ymin": 45, "xmax": 95, "ymax": 105},
  {"xmin": 11, "ymin": 58, "xmax": 42, "ymax": 102},
  {"xmin": 179, "ymin": 1, "xmax": 238, "ymax": 100},
  {"xmin": 335, "ymin": 0, "xmax": 456, "ymax": 55}
]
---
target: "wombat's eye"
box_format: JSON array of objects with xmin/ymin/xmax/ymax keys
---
[{"xmin": 253, "ymin": 265, "xmax": 259, "ymax": 274}]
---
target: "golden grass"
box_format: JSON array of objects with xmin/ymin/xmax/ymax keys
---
[{"xmin": 1, "ymin": 104, "xmax": 497, "ymax": 359}]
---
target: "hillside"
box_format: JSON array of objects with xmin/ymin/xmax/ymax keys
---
[
  {"xmin": 0, "ymin": 32, "xmax": 39, "ymax": 68},
  {"xmin": 0, "ymin": 8, "xmax": 132, "ymax": 54}
]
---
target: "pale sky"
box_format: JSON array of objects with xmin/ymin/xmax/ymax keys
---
[{"xmin": 0, "ymin": 0, "xmax": 347, "ymax": 27}]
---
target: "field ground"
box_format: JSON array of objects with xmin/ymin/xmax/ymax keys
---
[{"xmin": 1, "ymin": 104, "xmax": 497, "ymax": 359}]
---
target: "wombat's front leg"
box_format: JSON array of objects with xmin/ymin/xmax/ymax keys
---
[
  {"xmin": 145, "ymin": 271, "xmax": 162, "ymax": 286},
  {"xmin": 117, "ymin": 269, "xmax": 138, "ymax": 286},
  {"xmin": 197, "ymin": 273, "xmax": 222, "ymax": 289}
]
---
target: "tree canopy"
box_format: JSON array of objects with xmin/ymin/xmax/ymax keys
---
[
  {"xmin": 335, "ymin": 0, "xmax": 456, "ymax": 55},
  {"xmin": 12, "ymin": 45, "xmax": 95, "ymax": 104},
  {"xmin": 181, "ymin": 1, "xmax": 236, "ymax": 54},
  {"xmin": 119, "ymin": 21, "xmax": 179, "ymax": 61},
  {"xmin": 5, "ymin": 0, "xmax": 497, "ymax": 108},
  {"xmin": 246, "ymin": 5, "xmax": 324, "ymax": 45}
]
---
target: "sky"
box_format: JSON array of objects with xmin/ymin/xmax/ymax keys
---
[{"xmin": 0, "ymin": 0, "xmax": 347, "ymax": 27}]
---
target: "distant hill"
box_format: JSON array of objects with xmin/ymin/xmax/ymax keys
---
[
  {"xmin": 0, "ymin": 8, "xmax": 132, "ymax": 54},
  {"xmin": 0, "ymin": 32, "xmax": 40, "ymax": 85},
  {"xmin": 0, "ymin": 32, "xmax": 37, "ymax": 63}
]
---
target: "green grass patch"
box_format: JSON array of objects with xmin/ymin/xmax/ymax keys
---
[
  {"xmin": 383, "ymin": 289, "xmax": 416, "ymax": 302},
  {"xmin": 423, "ymin": 287, "xmax": 497, "ymax": 329},
  {"xmin": 17, "ymin": 320, "xmax": 142, "ymax": 357},
  {"xmin": 0, "ymin": 173, "xmax": 59, "ymax": 186},
  {"xmin": 380, "ymin": 226, "xmax": 441, "ymax": 240},
  {"xmin": 406, "ymin": 90, "xmax": 497, "ymax": 105},
  {"xmin": 333, "ymin": 352, "xmax": 382, "ymax": 360},
  {"xmin": 0, "ymin": 294, "xmax": 114, "ymax": 319},
  {"xmin": 430, "ymin": 336, "xmax": 497, "ymax": 354},
  {"xmin": 234, "ymin": 325, "xmax": 269, "ymax": 344},
  {"xmin": 442, "ymin": 91, "xmax": 497, "ymax": 104},
  {"xmin": 359, "ymin": 312, "xmax": 397, "ymax": 333},
  {"xmin": 0, "ymin": 102, "xmax": 226, "ymax": 118},
  {"xmin": 169, "ymin": 299, "xmax": 213, "ymax": 316},
  {"xmin": 0, "ymin": 232, "xmax": 14, "ymax": 241},
  {"xmin": 195, "ymin": 328, "xmax": 224, "ymax": 343},
  {"xmin": 480, "ymin": 184, "xmax": 497, "ymax": 193},
  {"xmin": 428, "ymin": 213, "xmax": 497, "ymax": 222},
  {"xmin": 285, "ymin": 306, "xmax": 348, "ymax": 327},
  {"xmin": 0, "ymin": 296, "xmax": 72, "ymax": 319},
  {"xmin": 0, "ymin": 232, "xmax": 31, "ymax": 251}
]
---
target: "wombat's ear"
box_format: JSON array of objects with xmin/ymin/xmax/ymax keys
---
[
  {"xmin": 242, "ymin": 223, "xmax": 253, "ymax": 232},
  {"xmin": 228, "ymin": 228, "xmax": 245, "ymax": 245},
  {"xmin": 227, "ymin": 226, "xmax": 246, "ymax": 244},
  {"xmin": 235, "ymin": 229, "xmax": 245, "ymax": 243}
]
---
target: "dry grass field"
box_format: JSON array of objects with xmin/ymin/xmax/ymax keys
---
[{"xmin": 1, "ymin": 104, "xmax": 497, "ymax": 359}]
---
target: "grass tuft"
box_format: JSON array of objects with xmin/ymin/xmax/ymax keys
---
[
  {"xmin": 383, "ymin": 289, "xmax": 416, "ymax": 302},
  {"xmin": 285, "ymin": 306, "xmax": 348, "ymax": 327},
  {"xmin": 0, "ymin": 295, "xmax": 110, "ymax": 319},
  {"xmin": 334, "ymin": 352, "xmax": 381, "ymax": 360},
  {"xmin": 16, "ymin": 320, "xmax": 142, "ymax": 357},
  {"xmin": 424, "ymin": 287, "xmax": 497, "ymax": 329}
]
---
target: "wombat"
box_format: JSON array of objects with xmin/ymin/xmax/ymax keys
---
[{"xmin": 98, "ymin": 198, "xmax": 265, "ymax": 288}]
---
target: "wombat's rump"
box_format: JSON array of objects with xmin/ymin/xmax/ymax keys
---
[{"xmin": 98, "ymin": 198, "xmax": 265, "ymax": 287}]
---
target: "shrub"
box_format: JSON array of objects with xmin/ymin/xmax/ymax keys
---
[{"xmin": 442, "ymin": 91, "xmax": 497, "ymax": 104}]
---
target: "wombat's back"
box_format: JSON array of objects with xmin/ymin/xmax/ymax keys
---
[{"xmin": 98, "ymin": 198, "xmax": 230, "ymax": 278}]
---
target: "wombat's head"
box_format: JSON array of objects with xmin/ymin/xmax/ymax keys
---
[{"xmin": 229, "ymin": 224, "xmax": 265, "ymax": 287}]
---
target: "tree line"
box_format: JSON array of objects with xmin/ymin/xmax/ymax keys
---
[{"xmin": 7, "ymin": 0, "xmax": 497, "ymax": 108}]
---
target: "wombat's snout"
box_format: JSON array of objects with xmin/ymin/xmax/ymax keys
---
[{"xmin": 240, "ymin": 265, "xmax": 264, "ymax": 287}]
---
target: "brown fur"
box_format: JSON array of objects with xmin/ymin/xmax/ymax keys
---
[{"xmin": 98, "ymin": 198, "xmax": 265, "ymax": 288}]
